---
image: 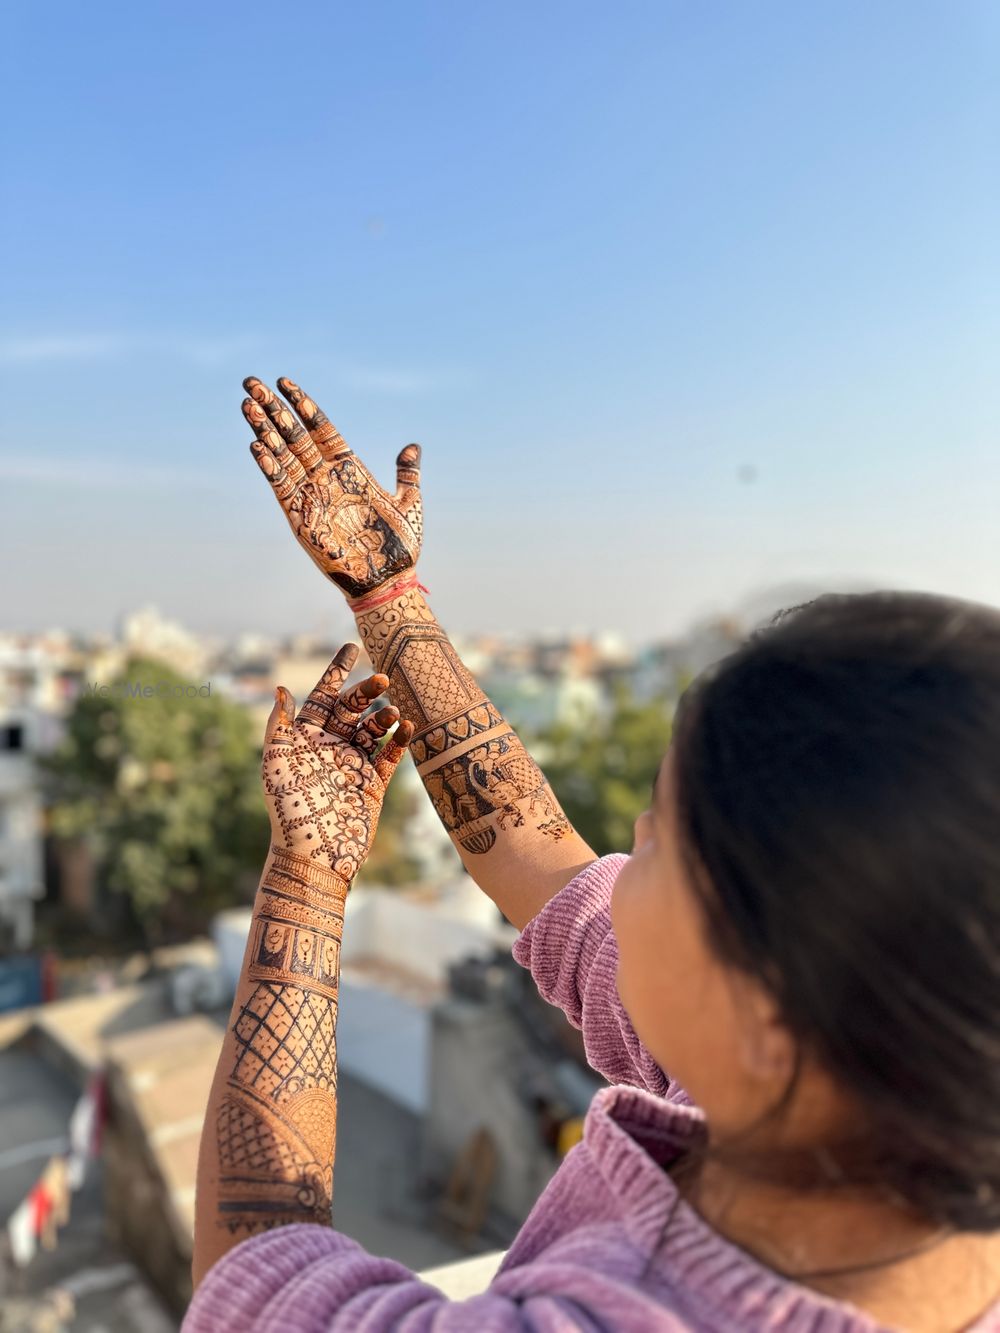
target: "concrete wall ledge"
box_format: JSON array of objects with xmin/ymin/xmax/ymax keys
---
[{"xmin": 418, "ymin": 1250, "xmax": 508, "ymax": 1299}]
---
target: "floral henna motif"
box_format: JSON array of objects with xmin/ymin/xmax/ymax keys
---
[
  {"xmin": 243, "ymin": 377, "xmax": 422, "ymax": 598},
  {"xmin": 261, "ymin": 649, "xmax": 410, "ymax": 882}
]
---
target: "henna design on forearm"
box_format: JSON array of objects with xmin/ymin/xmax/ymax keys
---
[
  {"xmin": 424, "ymin": 733, "xmax": 571, "ymax": 853},
  {"xmin": 355, "ymin": 591, "xmax": 572, "ymax": 853},
  {"xmin": 409, "ymin": 701, "xmax": 505, "ymax": 765},
  {"xmin": 217, "ymin": 848, "xmax": 347, "ymax": 1235}
]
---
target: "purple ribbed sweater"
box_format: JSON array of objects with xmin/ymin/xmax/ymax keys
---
[{"xmin": 183, "ymin": 854, "xmax": 1000, "ymax": 1331}]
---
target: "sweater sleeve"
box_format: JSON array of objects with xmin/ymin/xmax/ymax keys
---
[
  {"xmin": 511, "ymin": 854, "xmax": 687, "ymax": 1100},
  {"xmin": 182, "ymin": 1224, "xmax": 651, "ymax": 1331}
]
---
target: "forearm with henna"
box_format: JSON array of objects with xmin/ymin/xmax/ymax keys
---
[
  {"xmin": 210, "ymin": 848, "xmax": 346, "ymax": 1243},
  {"xmin": 239, "ymin": 374, "xmax": 595, "ymax": 931},
  {"xmin": 352, "ymin": 578, "xmax": 596, "ymax": 929},
  {"xmin": 193, "ymin": 653, "xmax": 411, "ymax": 1286}
]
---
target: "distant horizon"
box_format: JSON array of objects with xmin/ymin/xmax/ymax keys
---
[{"xmin": 4, "ymin": 571, "xmax": 989, "ymax": 651}]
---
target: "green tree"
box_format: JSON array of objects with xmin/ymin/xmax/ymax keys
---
[
  {"xmin": 43, "ymin": 657, "xmax": 269, "ymax": 943},
  {"xmin": 533, "ymin": 683, "xmax": 676, "ymax": 856}
]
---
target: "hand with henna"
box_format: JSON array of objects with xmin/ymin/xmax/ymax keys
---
[
  {"xmin": 263, "ymin": 643, "xmax": 415, "ymax": 883},
  {"xmin": 243, "ymin": 375, "xmax": 423, "ymax": 600},
  {"xmin": 241, "ymin": 375, "xmax": 594, "ymax": 933}
]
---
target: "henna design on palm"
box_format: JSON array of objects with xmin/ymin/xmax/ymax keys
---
[
  {"xmin": 243, "ymin": 376, "xmax": 423, "ymax": 598},
  {"xmin": 261, "ymin": 642, "xmax": 414, "ymax": 882}
]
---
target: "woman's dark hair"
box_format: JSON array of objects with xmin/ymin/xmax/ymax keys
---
[{"xmin": 642, "ymin": 589, "xmax": 1000, "ymax": 1275}]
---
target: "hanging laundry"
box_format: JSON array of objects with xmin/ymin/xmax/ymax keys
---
[
  {"xmin": 42, "ymin": 1155, "xmax": 71, "ymax": 1231},
  {"xmin": 29, "ymin": 1177, "xmax": 55, "ymax": 1250},
  {"xmin": 67, "ymin": 1074, "xmax": 103, "ymax": 1189},
  {"xmin": 7, "ymin": 1197, "xmax": 36, "ymax": 1267}
]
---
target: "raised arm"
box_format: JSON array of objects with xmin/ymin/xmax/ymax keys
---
[
  {"xmin": 192, "ymin": 648, "xmax": 412, "ymax": 1286},
  {"xmin": 241, "ymin": 376, "xmax": 596, "ymax": 930}
]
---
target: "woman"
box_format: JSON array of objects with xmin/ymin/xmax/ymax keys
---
[{"xmin": 184, "ymin": 377, "xmax": 1000, "ymax": 1330}]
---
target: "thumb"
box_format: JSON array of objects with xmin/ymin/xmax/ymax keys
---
[
  {"xmin": 395, "ymin": 443, "xmax": 421, "ymax": 498},
  {"xmin": 264, "ymin": 685, "xmax": 296, "ymax": 745}
]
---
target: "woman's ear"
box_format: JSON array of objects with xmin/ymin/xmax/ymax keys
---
[{"xmin": 733, "ymin": 977, "xmax": 797, "ymax": 1085}]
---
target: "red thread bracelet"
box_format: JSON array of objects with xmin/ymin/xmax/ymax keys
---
[{"xmin": 348, "ymin": 572, "xmax": 430, "ymax": 613}]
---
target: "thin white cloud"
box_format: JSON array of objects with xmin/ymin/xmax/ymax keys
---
[
  {"xmin": 0, "ymin": 333, "xmax": 471, "ymax": 396},
  {"xmin": 178, "ymin": 334, "xmax": 261, "ymax": 367},
  {"xmin": 0, "ymin": 332, "xmax": 261, "ymax": 367},
  {"xmin": 0, "ymin": 335, "xmax": 126, "ymax": 362},
  {"xmin": 338, "ymin": 363, "xmax": 477, "ymax": 395},
  {"xmin": 0, "ymin": 455, "xmax": 224, "ymax": 491},
  {"xmin": 340, "ymin": 366, "xmax": 437, "ymax": 394}
]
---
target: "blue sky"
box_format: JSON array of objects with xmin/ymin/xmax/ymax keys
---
[{"xmin": 1, "ymin": 1, "xmax": 997, "ymax": 642}]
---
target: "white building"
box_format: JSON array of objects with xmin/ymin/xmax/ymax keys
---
[
  {"xmin": 213, "ymin": 875, "xmax": 512, "ymax": 1115},
  {"xmin": 0, "ymin": 638, "xmax": 52, "ymax": 948},
  {"xmin": 117, "ymin": 606, "xmax": 208, "ymax": 680}
]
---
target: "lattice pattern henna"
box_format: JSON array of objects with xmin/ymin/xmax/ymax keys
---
[
  {"xmin": 380, "ymin": 668, "xmax": 429, "ymax": 733},
  {"xmin": 397, "ymin": 644, "xmax": 476, "ymax": 720},
  {"xmin": 353, "ymin": 590, "xmax": 577, "ymax": 853},
  {"xmin": 215, "ymin": 839, "xmax": 350, "ymax": 1238},
  {"xmin": 358, "ymin": 606, "xmax": 496, "ymax": 758},
  {"xmin": 216, "ymin": 1092, "xmax": 332, "ymax": 1234},
  {"xmin": 218, "ymin": 1093, "xmax": 307, "ymax": 1176},
  {"xmin": 410, "ymin": 702, "xmax": 505, "ymax": 766},
  {"xmin": 375, "ymin": 619, "xmax": 457, "ymax": 676},
  {"xmin": 232, "ymin": 983, "xmax": 338, "ymax": 1102}
]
